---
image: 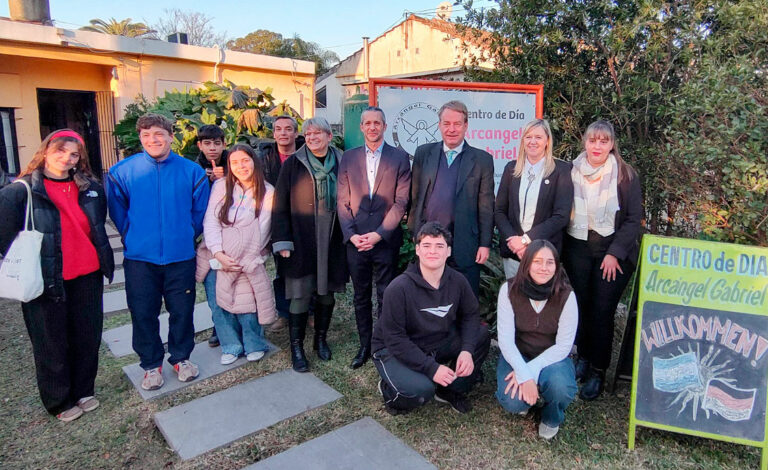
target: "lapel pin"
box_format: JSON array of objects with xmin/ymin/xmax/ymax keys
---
[{"xmin": 544, "ymin": 179, "xmax": 550, "ymax": 185}]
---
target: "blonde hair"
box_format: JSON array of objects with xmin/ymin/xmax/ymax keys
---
[{"xmin": 513, "ymin": 119, "xmax": 555, "ymax": 178}]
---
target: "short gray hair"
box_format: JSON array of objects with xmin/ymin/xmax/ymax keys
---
[
  {"xmin": 360, "ymin": 106, "xmax": 386, "ymax": 125},
  {"xmin": 302, "ymin": 117, "xmax": 332, "ymax": 135},
  {"xmin": 438, "ymin": 100, "xmax": 468, "ymax": 123}
]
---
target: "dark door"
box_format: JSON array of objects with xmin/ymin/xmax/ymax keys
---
[{"xmin": 37, "ymin": 89, "xmax": 103, "ymax": 175}]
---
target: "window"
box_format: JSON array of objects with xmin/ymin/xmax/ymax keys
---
[
  {"xmin": 0, "ymin": 108, "xmax": 20, "ymax": 175},
  {"xmin": 315, "ymin": 86, "xmax": 327, "ymax": 108}
]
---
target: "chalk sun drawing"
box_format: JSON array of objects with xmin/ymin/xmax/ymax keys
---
[{"xmin": 657, "ymin": 344, "xmax": 736, "ymax": 421}]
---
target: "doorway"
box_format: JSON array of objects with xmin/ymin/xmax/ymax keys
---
[{"xmin": 37, "ymin": 89, "xmax": 103, "ymax": 175}]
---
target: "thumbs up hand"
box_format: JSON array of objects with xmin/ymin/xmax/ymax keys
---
[{"xmin": 211, "ymin": 159, "xmax": 224, "ymax": 180}]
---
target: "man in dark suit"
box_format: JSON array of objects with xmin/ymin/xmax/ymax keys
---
[
  {"xmin": 408, "ymin": 100, "xmax": 494, "ymax": 296},
  {"xmin": 337, "ymin": 106, "xmax": 411, "ymax": 369}
]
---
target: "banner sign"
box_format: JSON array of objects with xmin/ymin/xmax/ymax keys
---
[
  {"xmin": 370, "ymin": 79, "xmax": 543, "ymax": 192},
  {"xmin": 628, "ymin": 235, "xmax": 768, "ymax": 468}
]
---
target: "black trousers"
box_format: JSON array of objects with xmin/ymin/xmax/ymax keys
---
[
  {"xmin": 448, "ymin": 258, "xmax": 480, "ymax": 299},
  {"xmin": 124, "ymin": 258, "xmax": 196, "ymax": 370},
  {"xmin": 22, "ymin": 271, "xmax": 103, "ymax": 415},
  {"xmin": 562, "ymin": 234, "xmax": 634, "ymax": 370},
  {"xmin": 373, "ymin": 324, "xmax": 490, "ymax": 411},
  {"xmin": 346, "ymin": 241, "xmax": 398, "ymax": 348}
]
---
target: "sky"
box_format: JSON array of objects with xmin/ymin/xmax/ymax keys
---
[{"xmin": 0, "ymin": 0, "xmax": 497, "ymax": 60}]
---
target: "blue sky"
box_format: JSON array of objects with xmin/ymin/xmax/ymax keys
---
[{"xmin": 0, "ymin": 0, "xmax": 496, "ymax": 59}]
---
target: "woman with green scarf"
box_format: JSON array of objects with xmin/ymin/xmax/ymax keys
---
[{"xmin": 272, "ymin": 117, "xmax": 348, "ymax": 372}]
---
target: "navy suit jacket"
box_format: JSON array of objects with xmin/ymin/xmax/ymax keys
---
[
  {"xmin": 407, "ymin": 141, "xmax": 495, "ymax": 268},
  {"xmin": 337, "ymin": 142, "xmax": 411, "ymax": 246}
]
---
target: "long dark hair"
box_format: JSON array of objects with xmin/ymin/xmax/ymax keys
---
[
  {"xmin": 20, "ymin": 129, "xmax": 94, "ymax": 187},
  {"xmin": 218, "ymin": 144, "xmax": 266, "ymax": 225},
  {"xmin": 508, "ymin": 239, "xmax": 571, "ymax": 299}
]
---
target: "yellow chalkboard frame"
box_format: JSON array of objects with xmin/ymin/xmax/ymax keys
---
[{"xmin": 628, "ymin": 234, "xmax": 768, "ymax": 469}]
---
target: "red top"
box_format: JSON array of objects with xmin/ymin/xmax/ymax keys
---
[
  {"xmin": 279, "ymin": 153, "xmax": 291, "ymax": 164},
  {"xmin": 43, "ymin": 178, "xmax": 100, "ymax": 280}
]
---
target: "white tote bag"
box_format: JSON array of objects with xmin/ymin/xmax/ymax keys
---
[{"xmin": 0, "ymin": 180, "xmax": 44, "ymax": 302}]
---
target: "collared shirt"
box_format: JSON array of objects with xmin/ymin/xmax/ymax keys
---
[
  {"xmin": 365, "ymin": 142, "xmax": 384, "ymax": 197},
  {"xmin": 518, "ymin": 157, "xmax": 546, "ymax": 232},
  {"xmin": 443, "ymin": 141, "xmax": 465, "ymax": 167}
]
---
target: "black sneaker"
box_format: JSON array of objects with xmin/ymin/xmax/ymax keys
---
[
  {"xmin": 434, "ymin": 389, "xmax": 472, "ymax": 414},
  {"xmin": 208, "ymin": 334, "xmax": 219, "ymax": 348}
]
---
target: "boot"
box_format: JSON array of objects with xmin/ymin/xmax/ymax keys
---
[
  {"xmin": 350, "ymin": 343, "xmax": 371, "ymax": 369},
  {"xmin": 313, "ymin": 302, "xmax": 333, "ymax": 361},
  {"xmin": 580, "ymin": 366, "xmax": 605, "ymax": 401},
  {"xmin": 289, "ymin": 312, "xmax": 309, "ymax": 372},
  {"xmin": 574, "ymin": 356, "xmax": 589, "ymax": 382}
]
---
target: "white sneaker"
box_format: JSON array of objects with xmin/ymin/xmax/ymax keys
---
[
  {"xmin": 247, "ymin": 351, "xmax": 265, "ymax": 362},
  {"xmin": 538, "ymin": 422, "xmax": 559, "ymax": 440},
  {"xmin": 220, "ymin": 353, "xmax": 238, "ymax": 365}
]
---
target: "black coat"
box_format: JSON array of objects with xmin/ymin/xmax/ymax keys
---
[
  {"xmin": 257, "ymin": 136, "xmax": 306, "ymax": 187},
  {"xmin": 607, "ymin": 165, "xmax": 644, "ymax": 266},
  {"xmin": 407, "ymin": 141, "xmax": 495, "ymax": 268},
  {"xmin": 0, "ymin": 170, "xmax": 115, "ymax": 301},
  {"xmin": 271, "ymin": 146, "xmax": 348, "ymax": 285},
  {"xmin": 494, "ymin": 159, "xmax": 574, "ymax": 259}
]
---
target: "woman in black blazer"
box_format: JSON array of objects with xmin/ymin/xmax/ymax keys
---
[
  {"xmin": 562, "ymin": 120, "xmax": 643, "ymax": 400},
  {"xmin": 495, "ymin": 119, "xmax": 574, "ymax": 279}
]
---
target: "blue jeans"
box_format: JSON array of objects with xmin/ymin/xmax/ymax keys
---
[
  {"xmin": 495, "ymin": 355, "xmax": 577, "ymax": 427},
  {"xmin": 203, "ymin": 270, "xmax": 223, "ymax": 335},
  {"xmin": 205, "ymin": 271, "xmax": 269, "ymax": 355}
]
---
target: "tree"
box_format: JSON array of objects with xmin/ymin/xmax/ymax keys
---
[
  {"xmin": 151, "ymin": 9, "xmax": 228, "ymax": 47},
  {"xmin": 226, "ymin": 29, "xmax": 288, "ymax": 56},
  {"xmin": 80, "ymin": 18, "xmax": 155, "ymax": 38},
  {"xmin": 458, "ymin": 0, "xmax": 768, "ymax": 245},
  {"xmin": 227, "ymin": 30, "xmax": 340, "ymax": 75}
]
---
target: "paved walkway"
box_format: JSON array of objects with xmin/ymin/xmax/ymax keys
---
[{"xmin": 101, "ymin": 221, "xmax": 432, "ymax": 466}]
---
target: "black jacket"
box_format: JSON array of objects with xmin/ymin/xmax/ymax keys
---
[
  {"xmin": 371, "ymin": 262, "xmax": 482, "ymax": 378},
  {"xmin": 495, "ymin": 159, "xmax": 574, "ymax": 259},
  {"xmin": 271, "ymin": 145, "xmax": 348, "ymax": 285},
  {"xmin": 195, "ymin": 149, "xmax": 228, "ymax": 184},
  {"xmin": 0, "ymin": 170, "xmax": 115, "ymax": 301},
  {"xmin": 407, "ymin": 141, "xmax": 495, "ymax": 268},
  {"xmin": 607, "ymin": 164, "xmax": 644, "ymax": 266},
  {"xmin": 257, "ymin": 136, "xmax": 305, "ymax": 187}
]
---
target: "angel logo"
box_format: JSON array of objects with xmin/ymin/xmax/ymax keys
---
[{"xmin": 392, "ymin": 102, "xmax": 440, "ymax": 155}]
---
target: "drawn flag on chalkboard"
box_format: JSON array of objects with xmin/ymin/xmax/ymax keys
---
[
  {"xmin": 652, "ymin": 352, "xmax": 701, "ymax": 393},
  {"xmin": 702, "ymin": 379, "xmax": 756, "ymax": 422}
]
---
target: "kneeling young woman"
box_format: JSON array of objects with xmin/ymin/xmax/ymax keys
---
[{"xmin": 495, "ymin": 239, "xmax": 578, "ymax": 439}]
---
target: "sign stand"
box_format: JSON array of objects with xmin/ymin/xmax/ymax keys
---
[{"xmin": 628, "ymin": 235, "xmax": 768, "ymax": 469}]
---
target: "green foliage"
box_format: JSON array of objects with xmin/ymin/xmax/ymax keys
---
[
  {"xmin": 113, "ymin": 81, "xmax": 308, "ymax": 158},
  {"xmin": 227, "ymin": 30, "xmax": 340, "ymax": 75},
  {"xmin": 80, "ymin": 18, "xmax": 155, "ymax": 38},
  {"xmin": 458, "ymin": 0, "xmax": 768, "ymax": 247}
]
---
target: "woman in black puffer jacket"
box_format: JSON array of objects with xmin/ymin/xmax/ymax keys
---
[{"xmin": 0, "ymin": 129, "xmax": 114, "ymax": 422}]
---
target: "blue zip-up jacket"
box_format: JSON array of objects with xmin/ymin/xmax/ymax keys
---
[{"xmin": 107, "ymin": 151, "xmax": 210, "ymax": 265}]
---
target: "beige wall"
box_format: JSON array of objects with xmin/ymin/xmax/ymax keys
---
[
  {"xmin": 335, "ymin": 18, "xmax": 493, "ymax": 83},
  {"xmin": 0, "ymin": 53, "xmax": 112, "ymax": 167},
  {"xmin": 0, "ymin": 45, "xmax": 313, "ymax": 169}
]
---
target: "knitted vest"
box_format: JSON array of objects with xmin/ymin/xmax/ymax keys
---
[{"xmin": 510, "ymin": 286, "xmax": 571, "ymax": 359}]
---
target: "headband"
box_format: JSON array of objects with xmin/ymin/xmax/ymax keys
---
[{"xmin": 50, "ymin": 130, "xmax": 85, "ymax": 146}]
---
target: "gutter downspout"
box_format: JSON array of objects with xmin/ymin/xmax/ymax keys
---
[
  {"xmin": 363, "ymin": 37, "xmax": 370, "ymax": 82},
  {"xmin": 213, "ymin": 44, "xmax": 224, "ymax": 84}
]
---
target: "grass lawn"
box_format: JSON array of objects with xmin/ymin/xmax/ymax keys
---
[{"xmin": 0, "ymin": 284, "xmax": 761, "ymax": 469}]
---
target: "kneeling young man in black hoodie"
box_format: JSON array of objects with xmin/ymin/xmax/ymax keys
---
[{"xmin": 372, "ymin": 221, "xmax": 490, "ymax": 414}]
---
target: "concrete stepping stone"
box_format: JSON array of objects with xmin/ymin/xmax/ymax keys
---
[
  {"xmin": 102, "ymin": 302, "xmax": 214, "ymax": 357},
  {"xmin": 104, "ymin": 269, "xmax": 125, "ymax": 286},
  {"xmin": 124, "ymin": 339, "xmax": 279, "ymax": 401},
  {"xmin": 244, "ymin": 417, "xmax": 436, "ymax": 470},
  {"xmin": 103, "ymin": 289, "xmax": 128, "ymax": 313},
  {"xmin": 154, "ymin": 369, "xmax": 341, "ymax": 460},
  {"xmin": 109, "ymin": 236, "xmax": 123, "ymax": 250},
  {"xmin": 105, "ymin": 223, "xmax": 119, "ymax": 237},
  {"xmin": 114, "ymin": 251, "xmax": 124, "ymax": 266}
]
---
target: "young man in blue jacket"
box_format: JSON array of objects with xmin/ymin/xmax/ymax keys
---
[{"xmin": 108, "ymin": 114, "xmax": 210, "ymax": 391}]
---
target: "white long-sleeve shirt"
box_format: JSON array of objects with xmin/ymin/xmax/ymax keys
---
[{"xmin": 496, "ymin": 282, "xmax": 578, "ymax": 384}]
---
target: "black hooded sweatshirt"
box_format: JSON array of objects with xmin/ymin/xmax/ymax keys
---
[{"xmin": 372, "ymin": 262, "xmax": 482, "ymax": 379}]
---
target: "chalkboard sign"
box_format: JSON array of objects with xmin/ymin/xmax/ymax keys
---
[{"xmin": 629, "ymin": 235, "xmax": 768, "ymax": 469}]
